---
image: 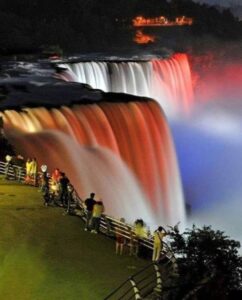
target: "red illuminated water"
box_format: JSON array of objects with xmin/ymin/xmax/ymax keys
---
[{"xmin": 0, "ymin": 100, "xmax": 185, "ymax": 227}]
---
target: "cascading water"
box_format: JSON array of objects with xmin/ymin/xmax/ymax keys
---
[
  {"xmin": 53, "ymin": 53, "xmax": 242, "ymax": 244},
  {"xmin": 1, "ymin": 53, "xmax": 242, "ymax": 244},
  {"xmin": 57, "ymin": 54, "xmax": 194, "ymax": 117},
  {"xmin": 0, "ymin": 99, "xmax": 185, "ymax": 228}
]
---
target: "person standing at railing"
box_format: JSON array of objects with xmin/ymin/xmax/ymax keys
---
[
  {"xmin": 51, "ymin": 168, "xmax": 61, "ymax": 184},
  {"xmin": 25, "ymin": 158, "xmax": 32, "ymax": 184},
  {"xmin": 132, "ymin": 219, "xmax": 148, "ymax": 256},
  {"xmin": 84, "ymin": 193, "xmax": 96, "ymax": 231},
  {"xmin": 91, "ymin": 199, "xmax": 104, "ymax": 234},
  {"xmin": 59, "ymin": 172, "xmax": 70, "ymax": 206},
  {"xmin": 50, "ymin": 168, "xmax": 61, "ymax": 197},
  {"xmin": 30, "ymin": 158, "xmax": 38, "ymax": 186},
  {"xmin": 4, "ymin": 154, "xmax": 13, "ymax": 179},
  {"xmin": 115, "ymin": 218, "xmax": 126, "ymax": 255},
  {"xmin": 43, "ymin": 183, "xmax": 51, "ymax": 206},
  {"xmin": 152, "ymin": 226, "xmax": 167, "ymax": 262},
  {"xmin": 40, "ymin": 165, "xmax": 49, "ymax": 193}
]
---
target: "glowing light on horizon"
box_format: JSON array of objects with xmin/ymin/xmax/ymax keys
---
[{"xmin": 133, "ymin": 15, "xmax": 193, "ymax": 27}]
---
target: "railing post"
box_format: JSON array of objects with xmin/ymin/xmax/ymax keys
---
[
  {"xmin": 153, "ymin": 263, "xmax": 163, "ymax": 294},
  {"xmin": 129, "ymin": 277, "xmax": 142, "ymax": 300},
  {"xmin": 103, "ymin": 216, "xmax": 112, "ymax": 236}
]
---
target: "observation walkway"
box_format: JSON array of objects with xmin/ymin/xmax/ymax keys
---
[
  {"xmin": 0, "ymin": 160, "xmax": 177, "ymax": 299},
  {"xmin": 0, "ymin": 177, "xmax": 148, "ymax": 300}
]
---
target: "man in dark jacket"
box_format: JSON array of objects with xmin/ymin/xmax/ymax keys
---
[
  {"xmin": 84, "ymin": 193, "xmax": 96, "ymax": 231},
  {"xmin": 59, "ymin": 172, "xmax": 70, "ymax": 206}
]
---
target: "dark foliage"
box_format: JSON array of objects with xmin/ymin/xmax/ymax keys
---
[
  {"xmin": 0, "ymin": 136, "xmax": 15, "ymax": 161},
  {"xmin": 166, "ymin": 225, "xmax": 242, "ymax": 299},
  {"xmin": 0, "ymin": 117, "xmax": 15, "ymax": 160}
]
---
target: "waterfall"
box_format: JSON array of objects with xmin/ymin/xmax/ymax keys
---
[
  {"xmin": 0, "ymin": 99, "xmax": 185, "ymax": 227},
  {"xmin": 57, "ymin": 54, "xmax": 194, "ymax": 117}
]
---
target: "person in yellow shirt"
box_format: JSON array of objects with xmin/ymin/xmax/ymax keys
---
[
  {"xmin": 132, "ymin": 219, "xmax": 147, "ymax": 256},
  {"xmin": 152, "ymin": 226, "xmax": 167, "ymax": 262},
  {"xmin": 30, "ymin": 158, "xmax": 38, "ymax": 186},
  {"xmin": 91, "ymin": 200, "xmax": 104, "ymax": 234},
  {"xmin": 25, "ymin": 158, "xmax": 32, "ymax": 184}
]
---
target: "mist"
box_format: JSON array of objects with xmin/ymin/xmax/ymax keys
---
[{"xmin": 169, "ymin": 51, "xmax": 242, "ymax": 245}]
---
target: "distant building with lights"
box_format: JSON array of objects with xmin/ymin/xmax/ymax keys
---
[
  {"xmin": 133, "ymin": 30, "xmax": 155, "ymax": 44},
  {"xmin": 133, "ymin": 15, "xmax": 193, "ymax": 27}
]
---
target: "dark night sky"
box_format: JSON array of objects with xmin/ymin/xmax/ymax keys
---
[
  {"xmin": 193, "ymin": 0, "xmax": 242, "ymax": 19},
  {"xmin": 194, "ymin": 0, "xmax": 242, "ymax": 6}
]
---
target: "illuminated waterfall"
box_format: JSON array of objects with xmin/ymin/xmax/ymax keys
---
[
  {"xmin": 0, "ymin": 100, "xmax": 185, "ymax": 227},
  {"xmin": 57, "ymin": 54, "xmax": 194, "ymax": 116}
]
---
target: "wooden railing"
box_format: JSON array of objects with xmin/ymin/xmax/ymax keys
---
[
  {"xmin": 0, "ymin": 160, "xmax": 26, "ymax": 182},
  {"xmin": 104, "ymin": 262, "xmax": 164, "ymax": 300}
]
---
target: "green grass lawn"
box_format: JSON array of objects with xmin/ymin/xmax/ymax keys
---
[{"xmin": 0, "ymin": 177, "xmax": 147, "ymax": 300}]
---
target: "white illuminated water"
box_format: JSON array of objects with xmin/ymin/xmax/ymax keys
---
[{"xmin": 57, "ymin": 53, "xmax": 194, "ymax": 118}]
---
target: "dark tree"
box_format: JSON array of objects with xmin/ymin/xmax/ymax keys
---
[
  {"xmin": 0, "ymin": 117, "xmax": 15, "ymax": 160},
  {"xmin": 0, "ymin": 136, "xmax": 15, "ymax": 161},
  {"xmin": 165, "ymin": 225, "xmax": 242, "ymax": 299}
]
